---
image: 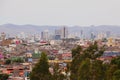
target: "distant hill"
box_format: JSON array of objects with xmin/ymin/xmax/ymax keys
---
[
  {"xmin": 0, "ymin": 24, "xmax": 59, "ymax": 34},
  {"xmin": 0, "ymin": 24, "xmax": 120, "ymax": 37}
]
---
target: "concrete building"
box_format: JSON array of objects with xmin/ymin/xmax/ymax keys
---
[
  {"xmin": 41, "ymin": 30, "xmax": 49, "ymax": 41},
  {"xmin": 54, "ymin": 29, "xmax": 61, "ymax": 40},
  {"xmin": 61, "ymin": 26, "xmax": 68, "ymax": 39},
  {"xmin": 1, "ymin": 32, "xmax": 6, "ymax": 40}
]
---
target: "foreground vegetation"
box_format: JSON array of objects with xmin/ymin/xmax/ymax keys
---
[
  {"xmin": 30, "ymin": 42, "xmax": 120, "ymax": 80},
  {"xmin": 0, "ymin": 74, "xmax": 9, "ymax": 80},
  {"xmin": 71, "ymin": 42, "xmax": 120, "ymax": 80}
]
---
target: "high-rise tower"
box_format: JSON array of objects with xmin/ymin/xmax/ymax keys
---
[{"xmin": 61, "ymin": 26, "xmax": 68, "ymax": 39}]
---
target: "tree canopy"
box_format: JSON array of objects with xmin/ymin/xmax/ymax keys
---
[
  {"xmin": 70, "ymin": 42, "xmax": 120, "ymax": 80},
  {"xmin": 30, "ymin": 52, "xmax": 52, "ymax": 80},
  {"xmin": 0, "ymin": 74, "xmax": 9, "ymax": 80}
]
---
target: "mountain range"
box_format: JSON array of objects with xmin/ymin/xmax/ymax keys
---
[{"xmin": 0, "ymin": 24, "xmax": 120, "ymax": 37}]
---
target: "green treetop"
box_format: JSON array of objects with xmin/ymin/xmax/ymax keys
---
[{"xmin": 30, "ymin": 52, "xmax": 52, "ymax": 80}]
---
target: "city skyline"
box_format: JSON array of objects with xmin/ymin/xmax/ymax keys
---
[{"xmin": 0, "ymin": 0, "xmax": 120, "ymax": 26}]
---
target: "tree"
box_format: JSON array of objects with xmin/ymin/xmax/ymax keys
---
[
  {"xmin": 30, "ymin": 52, "xmax": 52, "ymax": 80},
  {"xmin": 89, "ymin": 60, "xmax": 105, "ymax": 80},
  {"xmin": 72, "ymin": 46, "xmax": 82, "ymax": 57},
  {"xmin": 78, "ymin": 58, "xmax": 90, "ymax": 80},
  {"xmin": 77, "ymin": 58, "xmax": 105, "ymax": 80},
  {"xmin": 12, "ymin": 57, "xmax": 24, "ymax": 63},
  {"xmin": 70, "ymin": 42, "xmax": 105, "ymax": 80},
  {"xmin": 113, "ymin": 70, "xmax": 120, "ymax": 80},
  {"xmin": 5, "ymin": 59, "xmax": 11, "ymax": 65},
  {"xmin": 0, "ymin": 74, "xmax": 9, "ymax": 80},
  {"xmin": 105, "ymin": 56, "xmax": 120, "ymax": 80},
  {"xmin": 71, "ymin": 46, "xmax": 83, "ymax": 80},
  {"xmin": 111, "ymin": 56, "xmax": 120, "ymax": 68},
  {"xmin": 84, "ymin": 41, "xmax": 104, "ymax": 60}
]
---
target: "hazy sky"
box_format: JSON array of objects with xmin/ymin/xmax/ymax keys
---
[{"xmin": 0, "ymin": 0, "xmax": 120, "ymax": 26}]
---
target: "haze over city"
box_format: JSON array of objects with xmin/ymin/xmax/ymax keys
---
[
  {"xmin": 0, "ymin": 0, "xmax": 120, "ymax": 26},
  {"xmin": 1, "ymin": 0, "xmax": 120, "ymax": 80}
]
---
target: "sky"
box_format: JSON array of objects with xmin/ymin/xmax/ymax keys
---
[{"xmin": 0, "ymin": 0, "xmax": 120, "ymax": 26}]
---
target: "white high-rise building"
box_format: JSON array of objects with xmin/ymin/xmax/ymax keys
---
[
  {"xmin": 1, "ymin": 32, "xmax": 6, "ymax": 40},
  {"xmin": 41, "ymin": 30, "xmax": 49, "ymax": 41}
]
